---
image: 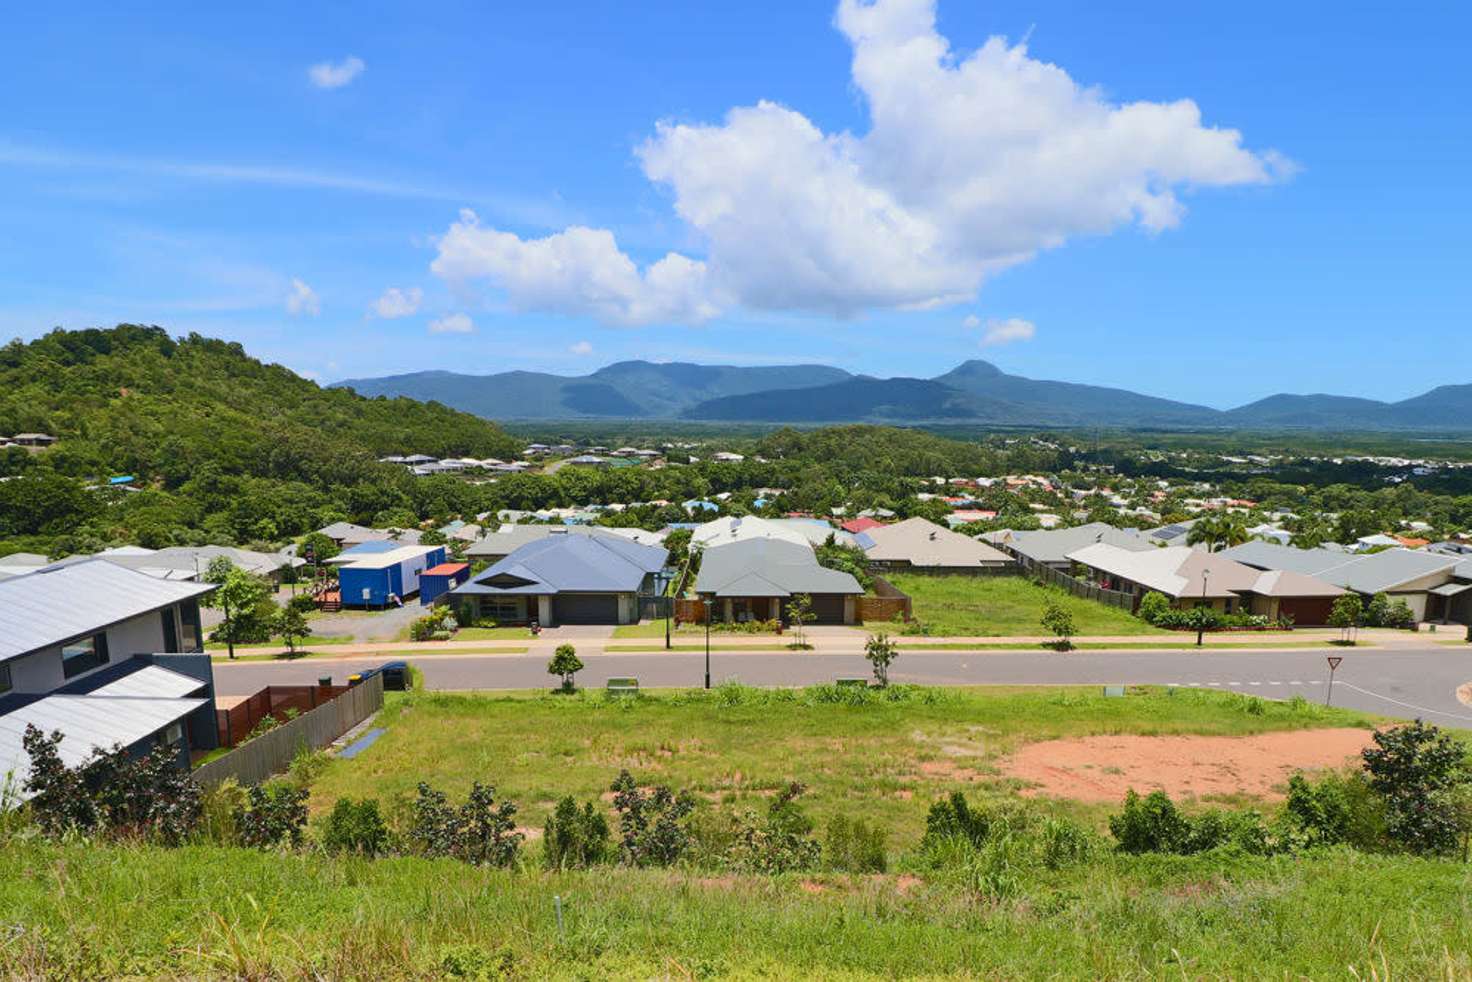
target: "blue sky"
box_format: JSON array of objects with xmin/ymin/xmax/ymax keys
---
[{"xmin": 1, "ymin": 1, "xmax": 1466, "ymax": 408}]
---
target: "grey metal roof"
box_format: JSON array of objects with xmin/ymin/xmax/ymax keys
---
[
  {"xmin": 1429, "ymin": 582, "xmax": 1472, "ymax": 598},
  {"xmin": 464, "ymin": 525, "xmax": 642, "ymax": 558},
  {"xmin": 455, "ymin": 534, "xmax": 667, "ymax": 597},
  {"xmin": 1005, "ymin": 522, "xmax": 1154, "ymax": 565},
  {"xmin": 695, "ymin": 539, "xmax": 863, "ymax": 597},
  {"xmin": 0, "ymin": 560, "xmax": 216, "ymax": 663},
  {"xmin": 88, "ymin": 664, "xmax": 206, "ymax": 699},
  {"xmin": 1, "ymin": 693, "xmax": 205, "ymax": 797},
  {"xmin": 1223, "ymin": 542, "xmax": 1459, "ymax": 594}
]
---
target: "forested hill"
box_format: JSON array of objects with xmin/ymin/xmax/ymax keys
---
[
  {"xmin": 0, "ymin": 325, "xmax": 521, "ymax": 479},
  {"xmin": 0, "ymin": 326, "xmax": 521, "ymax": 552}
]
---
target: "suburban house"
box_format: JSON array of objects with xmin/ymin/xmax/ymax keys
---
[
  {"xmin": 988, "ymin": 522, "xmax": 1156, "ymax": 572},
  {"xmin": 335, "ymin": 543, "xmax": 447, "ymax": 608},
  {"xmin": 691, "ymin": 515, "xmax": 858, "ymax": 551},
  {"xmin": 62, "ymin": 544, "xmax": 304, "ymax": 585},
  {"xmin": 465, "ymin": 524, "xmax": 663, "ymax": 565},
  {"xmin": 453, "ymin": 532, "xmax": 668, "ymax": 626},
  {"xmin": 1220, "ymin": 541, "xmax": 1472, "ymax": 624},
  {"xmin": 857, "ymin": 517, "xmax": 1014, "ymax": 572},
  {"xmin": 1066, "ymin": 543, "xmax": 1345, "ymax": 624},
  {"xmin": 693, "ymin": 538, "xmax": 864, "ymax": 625},
  {"xmin": 315, "ymin": 522, "xmax": 423, "ymax": 550},
  {"xmin": 0, "ymin": 560, "xmax": 221, "ymax": 792}
]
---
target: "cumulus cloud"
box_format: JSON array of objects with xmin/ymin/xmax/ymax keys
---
[
  {"xmin": 285, "ymin": 278, "xmax": 320, "ymax": 316},
  {"xmin": 431, "ymin": 0, "xmax": 1286, "ymax": 324},
  {"xmin": 428, "ymin": 312, "xmax": 474, "ymax": 334},
  {"xmin": 308, "ymin": 56, "xmax": 365, "ymax": 89},
  {"xmin": 569, "ymin": 340, "xmax": 594, "ymax": 355},
  {"xmin": 370, "ymin": 286, "xmax": 422, "ymax": 318},
  {"xmin": 978, "ymin": 317, "xmax": 1036, "ymax": 346},
  {"xmin": 431, "ymin": 210, "xmax": 721, "ymax": 326}
]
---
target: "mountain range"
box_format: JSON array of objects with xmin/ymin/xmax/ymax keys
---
[{"xmin": 333, "ymin": 360, "xmax": 1472, "ymax": 431}]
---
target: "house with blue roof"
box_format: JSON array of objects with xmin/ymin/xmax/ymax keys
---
[{"xmin": 452, "ymin": 530, "xmax": 668, "ymax": 626}]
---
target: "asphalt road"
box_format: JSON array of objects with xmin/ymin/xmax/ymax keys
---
[{"xmin": 212, "ymin": 645, "xmax": 1472, "ymax": 728}]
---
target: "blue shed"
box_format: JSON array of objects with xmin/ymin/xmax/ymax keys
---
[
  {"xmin": 337, "ymin": 544, "xmax": 446, "ymax": 608},
  {"xmin": 419, "ymin": 562, "xmax": 471, "ymax": 605}
]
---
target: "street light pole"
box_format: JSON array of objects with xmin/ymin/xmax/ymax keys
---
[
  {"xmin": 1196, "ymin": 568, "xmax": 1211, "ymax": 648},
  {"xmin": 703, "ymin": 598, "xmax": 713, "ymax": 689}
]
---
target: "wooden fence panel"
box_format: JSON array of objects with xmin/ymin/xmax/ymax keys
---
[{"xmin": 194, "ymin": 674, "xmax": 384, "ymax": 787}]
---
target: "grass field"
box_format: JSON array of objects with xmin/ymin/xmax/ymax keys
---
[
  {"xmin": 307, "ymin": 686, "xmax": 1373, "ymax": 838},
  {"xmin": 6, "ymin": 686, "xmax": 1470, "ymax": 979},
  {"xmin": 887, "ymin": 573, "xmax": 1168, "ymax": 637},
  {"xmin": 4, "ymin": 837, "xmax": 1469, "ymax": 979}
]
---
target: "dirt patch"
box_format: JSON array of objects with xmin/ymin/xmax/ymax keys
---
[{"xmin": 1001, "ymin": 728, "xmax": 1375, "ymax": 802}]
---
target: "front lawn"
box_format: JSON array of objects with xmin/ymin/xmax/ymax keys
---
[
  {"xmin": 452, "ymin": 626, "xmax": 538, "ymax": 641},
  {"xmin": 611, "ymin": 620, "xmax": 783, "ymax": 639},
  {"xmin": 886, "ymin": 572, "xmax": 1167, "ymax": 637}
]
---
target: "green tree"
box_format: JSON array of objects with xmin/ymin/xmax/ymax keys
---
[
  {"xmin": 864, "ymin": 631, "xmax": 898, "ymax": 687},
  {"xmin": 1040, "ymin": 601, "xmax": 1077, "ymax": 651},
  {"xmin": 547, "ymin": 644, "xmax": 584, "ymax": 692},
  {"xmin": 785, "ymin": 593, "xmax": 813, "ymax": 649},
  {"xmin": 274, "ymin": 603, "xmax": 310, "ymax": 655},
  {"xmin": 203, "ymin": 558, "xmax": 271, "ymax": 659},
  {"xmin": 1328, "ymin": 593, "xmax": 1364, "ymax": 644}
]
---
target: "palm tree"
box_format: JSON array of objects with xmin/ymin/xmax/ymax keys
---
[{"xmin": 1187, "ymin": 513, "xmax": 1249, "ymax": 552}]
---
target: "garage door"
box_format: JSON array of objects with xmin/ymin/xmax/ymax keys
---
[
  {"xmin": 554, "ymin": 593, "xmax": 620, "ymax": 625},
  {"xmin": 807, "ymin": 593, "xmax": 848, "ymax": 624},
  {"xmin": 1279, "ymin": 597, "xmax": 1334, "ymax": 627}
]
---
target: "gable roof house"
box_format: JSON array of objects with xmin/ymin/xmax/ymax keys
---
[
  {"xmin": 989, "ymin": 522, "xmax": 1156, "ymax": 572},
  {"xmin": 1066, "ymin": 543, "xmax": 1346, "ymax": 625},
  {"xmin": 694, "ymin": 539, "xmax": 864, "ymax": 625},
  {"xmin": 1221, "ymin": 541, "xmax": 1472, "ymax": 624},
  {"xmin": 453, "ymin": 533, "xmax": 668, "ymax": 627},
  {"xmin": 0, "ymin": 560, "xmax": 221, "ymax": 794},
  {"xmin": 858, "ymin": 517, "xmax": 1014, "ymax": 572},
  {"xmin": 315, "ymin": 522, "xmax": 423, "ymax": 549}
]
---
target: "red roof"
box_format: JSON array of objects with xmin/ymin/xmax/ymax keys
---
[
  {"xmin": 422, "ymin": 562, "xmax": 469, "ymax": 577},
  {"xmin": 841, "ymin": 517, "xmax": 886, "ymax": 534}
]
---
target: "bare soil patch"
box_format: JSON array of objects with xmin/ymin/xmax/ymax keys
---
[{"xmin": 1001, "ymin": 728, "xmax": 1375, "ymax": 802}]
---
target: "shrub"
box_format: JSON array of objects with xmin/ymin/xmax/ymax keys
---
[
  {"xmin": 1361, "ymin": 720, "xmax": 1469, "ymax": 855},
  {"xmin": 727, "ymin": 782, "xmax": 820, "ymax": 874},
  {"xmin": 609, "ymin": 769, "xmax": 696, "ymax": 867},
  {"xmin": 542, "ymin": 796, "xmax": 609, "ymax": 869},
  {"xmin": 1365, "ymin": 592, "xmax": 1392, "ymax": 628},
  {"xmin": 321, "ymin": 797, "xmax": 389, "ymax": 856},
  {"xmin": 1137, "ymin": 591, "xmax": 1171, "ymax": 625},
  {"xmin": 1039, "ymin": 817, "xmax": 1097, "ymax": 869},
  {"xmin": 1284, "ymin": 772, "xmax": 1354, "ymax": 846},
  {"xmin": 21, "ymin": 725, "xmax": 201, "ymax": 844},
  {"xmin": 921, "ymin": 791, "xmax": 992, "ymax": 853},
  {"xmin": 408, "ymin": 782, "xmax": 523, "ymax": 867},
  {"xmin": 1109, "ymin": 790, "xmax": 1190, "ymax": 854},
  {"xmin": 236, "ymin": 783, "xmax": 309, "ymax": 849},
  {"xmin": 547, "ymin": 644, "xmax": 584, "ymax": 692},
  {"xmin": 825, "ymin": 814, "xmax": 887, "ymax": 873}
]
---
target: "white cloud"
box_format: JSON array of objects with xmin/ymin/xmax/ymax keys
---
[
  {"xmin": 978, "ymin": 317, "xmax": 1036, "ymax": 346},
  {"xmin": 431, "ymin": 210, "xmax": 721, "ymax": 326},
  {"xmin": 285, "ymin": 278, "xmax": 320, "ymax": 316},
  {"xmin": 370, "ymin": 286, "xmax": 422, "ymax": 318},
  {"xmin": 569, "ymin": 340, "xmax": 594, "ymax": 355},
  {"xmin": 428, "ymin": 312, "xmax": 474, "ymax": 334},
  {"xmin": 962, "ymin": 314, "xmax": 981, "ymax": 330},
  {"xmin": 308, "ymin": 56, "xmax": 365, "ymax": 90},
  {"xmin": 430, "ymin": 0, "xmax": 1286, "ymax": 325}
]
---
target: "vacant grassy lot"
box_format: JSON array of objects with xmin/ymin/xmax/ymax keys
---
[
  {"xmin": 887, "ymin": 573, "xmax": 1167, "ymax": 637},
  {"xmin": 4, "ymin": 837, "xmax": 1470, "ymax": 979},
  {"xmin": 308, "ymin": 686, "xmax": 1372, "ymax": 838}
]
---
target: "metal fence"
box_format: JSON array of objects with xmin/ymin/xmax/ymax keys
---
[{"xmin": 194, "ymin": 674, "xmax": 384, "ymax": 787}]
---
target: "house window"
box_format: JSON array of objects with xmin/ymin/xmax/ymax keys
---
[
  {"xmin": 480, "ymin": 598, "xmax": 524, "ymax": 622},
  {"xmin": 0, "ymin": 662, "xmax": 10, "ymax": 695},
  {"xmin": 61, "ymin": 633, "xmax": 110, "ymax": 679},
  {"xmin": 155, "ymin": 722, "xmax": 184, "ymax": 748}
]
